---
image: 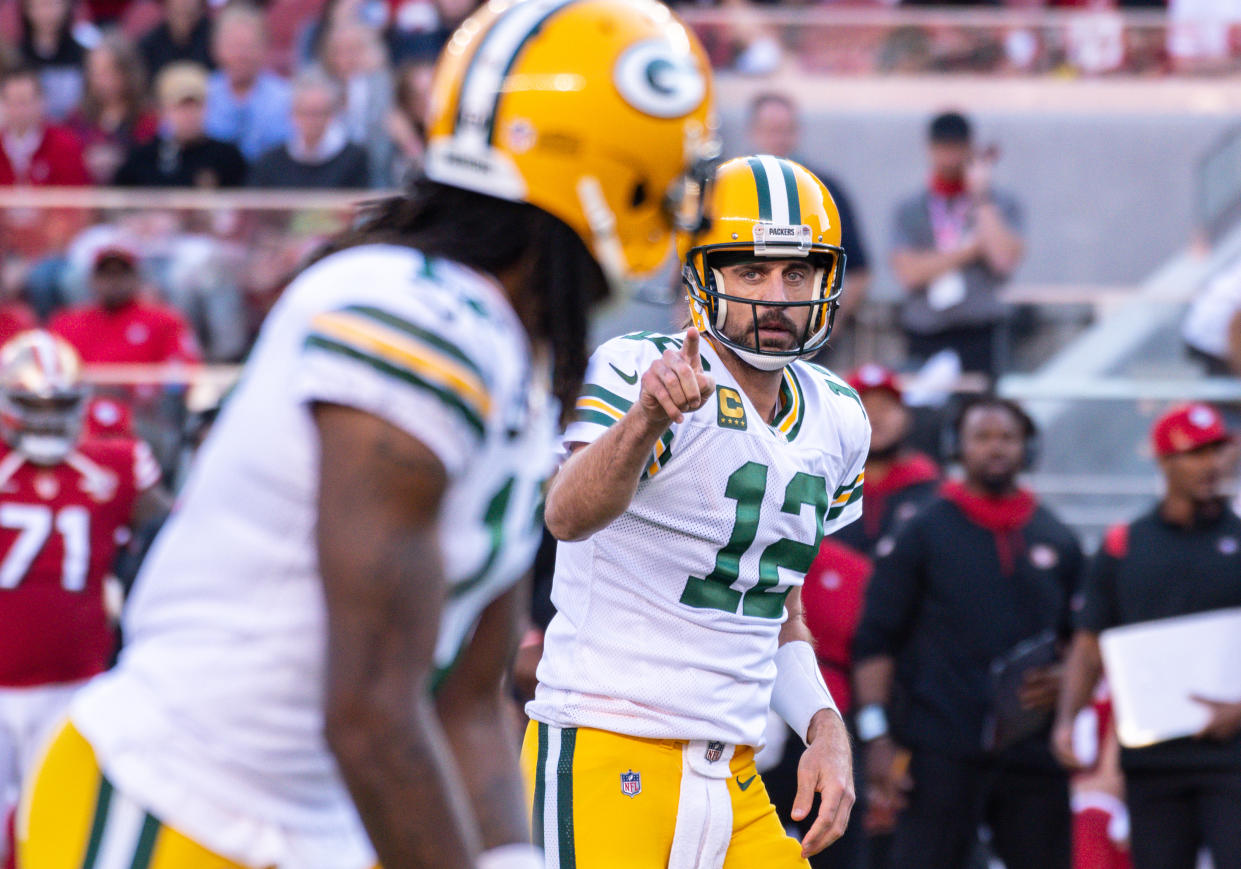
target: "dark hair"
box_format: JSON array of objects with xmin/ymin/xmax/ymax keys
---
[
  {"xmin": 1, "ymin": 65, "xmax": 42, "ymax": 92},
  {"xmin": 312, "ymin": 177, "xmax": 610, "ymax": 423},
  {"xmin": 748, "ymin": 91, "xmax": 796, "ymax": 123},
  {"xmin": 19, "ymin": 0, "xmax": 83, "ymax": 69},
  {"xmin": 928, "ymin": 111, "xmax": 972, "ymax": 144},
  {"xmin": 953, "ymin": 394, "xmax": 1035, "ymax": 441},
  {"xmin": 81, "ymin": 34, "xmax": 150, "ymax": 127}
]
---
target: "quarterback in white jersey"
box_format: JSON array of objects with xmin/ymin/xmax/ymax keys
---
[
  {"xmin": 524, "ymin": 156, "xmax": 870, "ymax": 869},
  {"xmin": 17, "ymin": 1, "xmax": 718, "ymax": 868}
]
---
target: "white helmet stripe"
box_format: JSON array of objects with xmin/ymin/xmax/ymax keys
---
[
  {"xmin": 454, "ymin": 0, "xmax": 580, "ymax": 149},
  {"xmin": 757, "ymin": 154, "xmax": 791, "ymax": 226},
  {"xmin": 31, "ymin": 331, "xmax": 59, "ymax": 379}
]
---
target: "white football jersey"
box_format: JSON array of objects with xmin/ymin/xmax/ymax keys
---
[
  {"xmin": 527, "ymin": 331, "xmax": 869, "ymax": 748},
  {"xmin": 71, "ymin": 245, "xmax": 555, "ymax": 868}
]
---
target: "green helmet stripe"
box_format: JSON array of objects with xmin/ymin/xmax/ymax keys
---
[{"xmin": 746, "ymin": 156, "xmax": 773, "ymax": 222}]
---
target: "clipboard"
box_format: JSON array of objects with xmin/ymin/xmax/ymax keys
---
[
  {"xmin": 982, "ymin": 631, "xmax": 1058, "ymax": 753},
  {"xmin": 1100, "ymin": 607, "xmax": 1241, "ymax": 748}
]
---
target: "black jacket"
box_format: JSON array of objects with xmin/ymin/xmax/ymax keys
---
[
  {"xmin": 854, "ymin": 486, "xmax": 1083, "ymax": 765},
  {"xmin": 116, "ymin": 135, "xmax": 247, "ymax": 188},
  {"xmin": 1077, "ymin": 503, "xmax": 1241, "ymax": 772}
]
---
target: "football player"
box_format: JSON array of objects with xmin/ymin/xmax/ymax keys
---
[
  {"xmin": 17, "ymin": 2, "xmax": 717, "ymax": 868},
  {"xmin": 525, "ymin": 155, "xmax": 870, "ymax": 868},
  {"xmin": 0, "ymin": 331, "xmax": 167, "ymax": 863}
]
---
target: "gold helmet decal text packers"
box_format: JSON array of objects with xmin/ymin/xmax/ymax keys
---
[
  {"xmin": 679, "ymin": 155, "xmax": 846, "ymax": 371},
  {"xmin": 425, "ymin": 0, "xmax": 718, "ymax": 286}
]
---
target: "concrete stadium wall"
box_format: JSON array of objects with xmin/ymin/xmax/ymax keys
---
[{"xmin": 715, "ymin": 77, "xmax": 1240, "ymax": 301}]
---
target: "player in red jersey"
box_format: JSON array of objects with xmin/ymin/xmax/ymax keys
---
[{"xmin": 0, "ymin": 331, "xmax": 168, "ymax": 863}]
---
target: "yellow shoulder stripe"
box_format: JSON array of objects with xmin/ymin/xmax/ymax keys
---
[{"xmin": 310, "ymin": 311, "xmax": 492, "ymax": 417}]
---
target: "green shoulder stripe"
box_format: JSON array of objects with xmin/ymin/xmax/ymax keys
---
[
  {"xmin": 306, "ymin": 334, "xmax": 486, "ymax": 437},
  {"xmin": 342, "ymin": 304, "xmax": 485, "ymax": 381},
  {"xmin": 581, "ymin": 383, "xmax": 633, "ymax": 412}
]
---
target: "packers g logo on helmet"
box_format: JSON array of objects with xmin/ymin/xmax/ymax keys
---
[
  {"xmin": 679, "ymin": 155, "xmax": 847, "ymax": 371},
  {"xmin": 613, "ymin": 39, "xmax": 707, "ymax": 119},
  {"xmin": 425, "ymin": 0, "xmax": 718, "ymax": 290}
]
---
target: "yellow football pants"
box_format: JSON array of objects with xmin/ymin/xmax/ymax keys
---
[
  {"xmin": 17, "ymin": 722, "xmax": 249, "ymax": 869},
  {"xmin": 520, "ymin": 722, "xmax": 809, "ymax": 869}
]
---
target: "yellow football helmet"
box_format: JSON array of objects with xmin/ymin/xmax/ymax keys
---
[
  {"xmin": 0, "ymin": 330, "xmax": 88, "ymax": 465},
  {"xmin": 425, "ymin": 0, "xmax": 719, "ymax": 288},
  {"xmin": 679, "ymin": 155, "xmax": 846, "ymax": 370}
]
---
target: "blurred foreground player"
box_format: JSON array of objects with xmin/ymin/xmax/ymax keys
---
[
  {"xmin": 0, "ymin": 332, "xmax": 166, "ymax": 863},
  {"xmin": 18, "ymin": 1, "xmax": 718, "ymax": 867},
  {"xmin": 527, "ymin": 155, "xmax": 868, "ymax": 867}
]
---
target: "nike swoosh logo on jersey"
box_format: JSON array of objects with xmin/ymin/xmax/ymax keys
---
[
  {"xmin": 736, "ymin": 774, "xmax": 756, "ymax": 791},
  {"xmin": 609, "ymin": 363, "xmax": 639, "ymax": 385}
]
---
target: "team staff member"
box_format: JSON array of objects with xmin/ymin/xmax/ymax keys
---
[
  {"xmin": 834, "ymin": 364, "xmax": 939, "ymax": 557},
  {"xmin": 49, "ymin": 244, "xmax": 201, "ymax": 366},
  {"xmin": 854, "ymin": 396, "xmax": 1082, "ymax": 869},
  {"xmin": 1054, "ymin": 403, "xmax": 1241, "ymax": 869}
]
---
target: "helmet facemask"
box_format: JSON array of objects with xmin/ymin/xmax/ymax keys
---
[
  {"xmin": 0, "ymin": 389, "xmax": 88, "ymax": 465},
  {"xmin": 684, "ymin": 238, "xmax": 845, "ymax": 371}
]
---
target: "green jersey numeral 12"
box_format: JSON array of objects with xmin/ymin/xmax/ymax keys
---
[{"xmin": 679, "ymin": 462, "xmax": 829, "ymax": 619}]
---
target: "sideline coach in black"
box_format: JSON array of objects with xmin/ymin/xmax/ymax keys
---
[
  {"xmin": 853, "ymin": 396, "xmax": 1082, "ymax": 869},
  {"xmin": 1054, "ymin": 402, "xmax": 1241, "ymax": 869}
]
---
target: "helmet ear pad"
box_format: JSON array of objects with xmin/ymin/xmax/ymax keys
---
[{"xmin": 707, "ymin": 267, "xmax": 729, "ymax": 331}]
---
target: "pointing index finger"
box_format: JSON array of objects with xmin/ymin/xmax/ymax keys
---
[{"xmin": 683, "ymin": 327, "xmax": 702, "ymax": 371}]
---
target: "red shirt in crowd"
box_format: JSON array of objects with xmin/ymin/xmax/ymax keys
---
[
  {"xmin": 48, "ymin": 299, "xmax": 202, "ymax": 364},
  {"xmin": 0, "ymin": 302, "xmax": 37, "ymax": 347},
  {"xmin": 800, "ymin": 537, "xmax": 874, "ymax": 715},
  {"xmin": 0, "ymin": 125, "xmax": 91, "ymax": 186},
  {"xmin": 0, "ymin": 435, "xmax": 160, "ymax": 687}
]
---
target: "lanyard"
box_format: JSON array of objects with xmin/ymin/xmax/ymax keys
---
[{"xmin": 928, "ymin": 194, "xmax": 972, "ymax": 252}]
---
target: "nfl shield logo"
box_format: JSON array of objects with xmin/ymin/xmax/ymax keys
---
[
  {"xmin": 704, "ymin": 741, "xmax": 725, "ymax": 763},
  {"xmin": 620, "ymin": 770, "xmax": 642, "ymax": 798}
]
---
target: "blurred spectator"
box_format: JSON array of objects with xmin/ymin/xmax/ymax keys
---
[
  {"xmin": 248, "ymin": 70, "xmax": 369, "ymax": 189},
  {"xmin": 296, "ymin": 0, "xmax": 388, "ymax": 69},
  {"xmin": 382, "ymin": 55, "xmax": 433, "ymax": 187},
  {"xmin": 17, "ymin": 0, "xmax": 95, "ymax": 121},
  {"xmin": 835, "ymin": 364, "xmax": 940, "ymax": 558},
  {"xmin": 65, "ymin": 34, "xmax": 159, "ymax": 184},
  {"xmin": 386, "ymin": 0, "xmax": 468, "ymax": 64},
  {"xmin": 1168, "ymin": 0, "xmax": 1241, "ymax": 72},
  {"xmin": 854, "ymin": 396, "xmax": 1081, "ymax": 869},
  {"xmin": 746, "ymin": 92, "xmax": 871, "ymax": 328},
  {"xmin": 0, "ymin": 255, "xmax": 38, "ymax": 345},
  {"xmin": 311, "ymin": 19, "xmax": 392, "ymax": 188},
  {"xmin": 49, "ymin": 241, "xmax": 201, "ymax": 364},
  {"xmin": 1183, "ymin": 258, "xmax": 1241, "ymax": 377},
  {"xmin": 0, "ymin": 67, "xmax": 90, "ymax": 185},
  {"xmin": 203, "ymin": 3, "xmax": 291, "ymax": 161},
  {"xmin": 890, "ymin": 111, "xmax": 1024, "ymax": 381},
  {"xmin": 115, "ymin": 62, "xmax": 246, "ymax": 188},
  {"xmin": 1055, "ymin": 402, "xmax": 1241, "ymax": 869},
  {"xmin": 138, "ymin": 0, "xmax": 214, "ymax": 78}
]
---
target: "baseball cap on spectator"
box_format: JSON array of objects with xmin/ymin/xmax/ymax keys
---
[
  {"xmin": 846, "ymin": 363, "xmax": 902, "ymax": 400},
  {"xmin": 929, "ymin": 111, "xmax": 972, "ymax": 144},
  {"xmin": 157, "ymin": 62, "xmax": 209, "ymax": 106},
  {"xmin": 92, "ymin": 242, "xmax": 139, "ymax": 271},
  {"xmin": 1151, "ymin": 403, "xmax": 1233, "ymax": 457}
]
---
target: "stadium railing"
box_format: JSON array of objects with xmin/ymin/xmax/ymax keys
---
[{"xmin": 677, "ymin": 7, "xmax": 1182, "ymax": 77}]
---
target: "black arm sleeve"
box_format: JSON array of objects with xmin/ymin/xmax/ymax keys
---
[
  {"xmin": 852, "ymin": 516, "xmax": 926, "ymax": 660},
  {"xmin": 1075, "ymin": 548, "xmax": 1120, "ymax": 634}
]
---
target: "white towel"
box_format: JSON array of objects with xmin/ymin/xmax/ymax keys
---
[{"xmin": 667, "ymin": 740, "xmax": 735, "ymax": 869}]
